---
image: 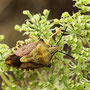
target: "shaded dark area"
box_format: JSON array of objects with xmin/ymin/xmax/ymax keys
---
[{"xmin": 0, "ymin": 0, "xmax": 78, "ymax": 47}]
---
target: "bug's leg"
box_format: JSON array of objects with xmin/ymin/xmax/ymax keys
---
[
  {"xmin": 47, "ymin": 28, "xmax": 61, "ymax": 44},
  {"xmin": 11, "ymin": 41, "xmax": 25, "ymax": 53},
  {"xmin": 16, "ymin": 41, "xmax": 25, "ymax": 48}
]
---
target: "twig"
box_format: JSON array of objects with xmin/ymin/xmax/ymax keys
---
[{"xmin": 0, "ymin": 72, "xmax": 11, "ymax": 86}]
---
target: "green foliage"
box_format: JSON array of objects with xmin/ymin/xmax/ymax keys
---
[
  {"xmin": 15, "ymin": 9, "xmax": 59, "ymax": 43},
  {"xmin": 0, "ymin": 35, "xmax": 10, "ymax": 72},
  {"xmin": 0, "ymin": 0, "xmax": 90, "ymax": 90},
  {"xmin": 74, "ymin": 0, "xmax": 90, "ymax": 12}
]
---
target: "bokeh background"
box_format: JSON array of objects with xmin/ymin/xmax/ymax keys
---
[{"xmin": 0, "ymin": 0, "xmax": 78, "ymax": 47}]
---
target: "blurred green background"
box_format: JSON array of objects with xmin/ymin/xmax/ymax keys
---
[{"xmin": 0, "ymin": 0, "xmax": 77, "ymax": 47}]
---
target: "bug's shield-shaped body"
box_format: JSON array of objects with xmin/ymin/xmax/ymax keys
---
[{"xmin": 5, "ymin": 39, "xmax": 58, "ymax": 70}]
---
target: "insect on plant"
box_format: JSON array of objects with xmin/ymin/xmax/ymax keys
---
[
  {"xmin": 5, "ymin": 27, "xmax": 75, "ymax": 71},
  {"xmin": 1, "ymin": 1, "xmax": 90, "ymax": 89}
]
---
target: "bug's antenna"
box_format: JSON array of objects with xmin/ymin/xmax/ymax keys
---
[
  {"xmin": 50, "ymin": 50, "xmax": 76, "ymax": 64},
  {"xmin": 57, "ymin": 26, "xmax": 67, "ymax": 46}
]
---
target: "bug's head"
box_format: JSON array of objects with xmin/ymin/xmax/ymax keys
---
[
  {"xmin": 38, "ymin": 38, "xmax": 58, "ymax": 55},
  {"xmin": 49, "ymin": 46, "xmax": 58, "ymax": 54}
]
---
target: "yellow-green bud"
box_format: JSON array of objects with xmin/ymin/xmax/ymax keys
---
[
  {"xmin": 23, "ymin": 10, "xmax": 32, "ymax": 18},
  {"xmin": 15, "ymin": 25, "xmax": 21, "ymax": 31},
  {"xmin": 54, "ymin": 19, "xmax": 60, "ymax": 24},
  {"xmin": 43, "ymin": 9, "xmax": 49, "ymax": 15}
]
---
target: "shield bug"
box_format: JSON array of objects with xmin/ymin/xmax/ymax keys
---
[
  {"xmin": 5, "ymin": 28, "xmax": 75, "ymax": 70},
  {"xmin": 5, "ymin": 38, "xmax": 58, "ymax": 70}
]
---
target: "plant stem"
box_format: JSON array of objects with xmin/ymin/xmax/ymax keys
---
[
  {"xmin": 0, "ymin": 72, "xmax": 11, "ymax": 86},
  {"xmin": 36, "ymin": 71, "xmax": 45, "ymax": 81}
]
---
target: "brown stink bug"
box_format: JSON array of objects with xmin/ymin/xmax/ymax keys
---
[
  {"xmin": 5, "ymin": 28, "xmax": 75, "ymax": 70},
  {"xmin": 5, "ymin": 38, "xmax": 58, "ymax": 70}
]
